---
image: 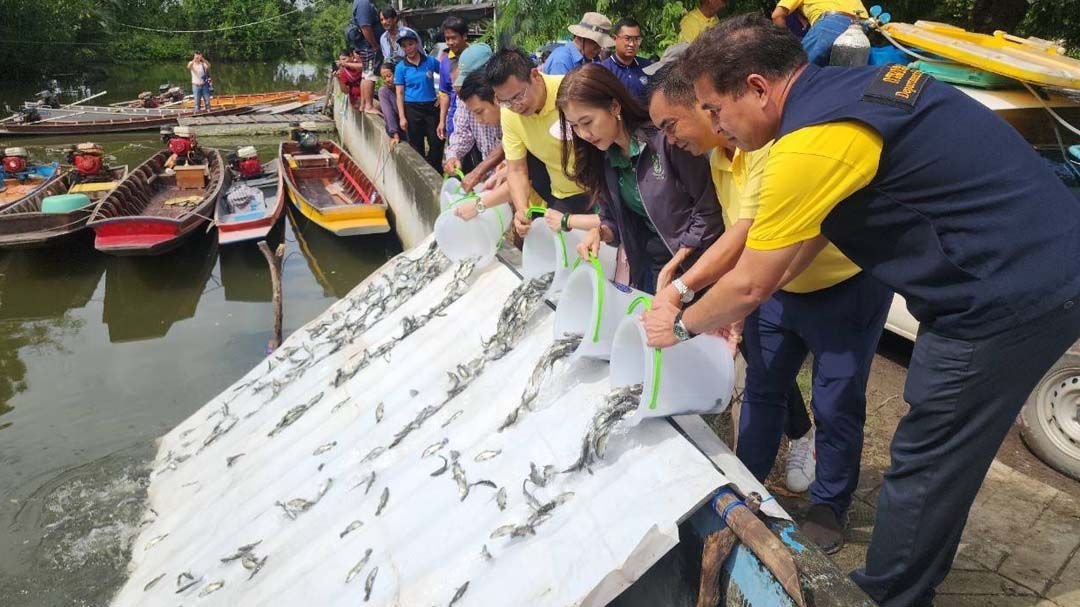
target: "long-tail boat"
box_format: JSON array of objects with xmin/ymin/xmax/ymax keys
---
[{"xmin": 279, "ymin": 140, "xmax": 389, "ymax": 236}]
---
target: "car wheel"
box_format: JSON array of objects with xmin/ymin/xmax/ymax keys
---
[{"xmin": 1020, "ymin": 352, "xmax": 1080, "ymax": 482}]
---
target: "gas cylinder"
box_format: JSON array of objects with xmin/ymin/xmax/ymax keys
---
[{"xmin": 829, "ymin": 22, "xmax": 871, "ymax": 67}]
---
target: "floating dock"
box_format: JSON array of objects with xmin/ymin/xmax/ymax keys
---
[{"xmin": 177, "ymin": 113, "xmax": 333, "ymax": 137}]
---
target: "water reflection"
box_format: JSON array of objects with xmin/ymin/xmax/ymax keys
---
[
  {"xmin": 288, "ymin": 207, "xmax": 400, "ymax": 298},
  {"xmin": 102, "ymin": 233, "xmax": 219, "ymax": 343},
  {"xmin": 219, "ymin": 221, "xmax": 285, "ymax": 303}
]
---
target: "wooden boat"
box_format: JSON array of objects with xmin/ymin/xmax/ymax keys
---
[
  {"xmin": 215, "ymin": 159, "xmax": 285, "ymax": 245},
  {"xmin": 0, "ymin": 166, "xmax": 128, "ymax": 249},
  {"xmin": 1, "ymin": 163, "xmax": 64, "ymax": 211},
  {"xmin": 86, "ymin": 148, "xmax": 225, "ymax": 256},
  {"xmin": 884, "ymin": 21, "xmax": 1080, "ymax": 91},
  {"xmin": 279, "ymin": 141, "xmax": 390, "ymax": 236},
  {"xmin": 178, "ymin": 91, "xmax": 312, "ymax": 109},
  {"xmin": 17, "ymin": 103, "xmax": 186, "ymax": 118},
  {"xmin": 0, "ymin": 106, "xmax": 249, "ymax": 136}
]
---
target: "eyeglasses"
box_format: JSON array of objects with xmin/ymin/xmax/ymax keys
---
[
  {"xmin": 496, "ymin": 82, "xmax": 530, "ymax": 109},
  {"xmin": 659, "ymin": 117, "xmax": 680, "ymax": 136},
  {"xmin": 617, "ymin": 35, "xmax": 643, "ymax": 44}
]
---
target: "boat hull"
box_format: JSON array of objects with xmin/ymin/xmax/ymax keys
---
[
  {"xmin": 217, "ymin": 160, "xmax": 286, "ymax": 246},
  {"xmin": 0, "ymin": 106, "xmax": 249, "ymax": 136},
  {"xmin": 279, "ymin": 141, "xmax": 390, "ymax": 237},
  {"xmin": 87, "ymin": 149, "xmax": 224, "ymax": 256}
]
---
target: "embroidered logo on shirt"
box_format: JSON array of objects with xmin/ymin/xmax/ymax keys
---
[
  {"xmin": 862, "ymin": 65, "xmax": 929, "ymax": 111},
  {"xmin": 651, "ymin": 154, "xmax": 665, "ymax": 180}
]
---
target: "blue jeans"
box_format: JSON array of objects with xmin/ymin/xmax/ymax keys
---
[
  {"xmin": 736, "ymin": 272, "xmax": 890, "ymax": 517},
  {"xmin": 802, "ymin": 13, "xmax": 855, "ymax": 66},
  {"xmin": 192, "ymin": 84, "xmax": 211, "ymax": 111}
]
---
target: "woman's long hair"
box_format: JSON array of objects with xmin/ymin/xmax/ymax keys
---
[{"xmin": 556, "ymin": 63, "xmax": 652, "ymax": 207}]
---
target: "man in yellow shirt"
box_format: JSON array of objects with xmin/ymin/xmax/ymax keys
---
[
  {"xmin": 678, "ymin": 0, "xmax": 726, "ymax": 43},
  {"xmin": 660, "ymin": 16, "xmax": 1080, "ymax": 606},
  {"xmin": 647, "ymin": 61, "xmax": 889, "ymax": 554},
  {"xmin": 483, "ymin": 48, "xmax": 591, "ymax": 236},
  {"xmin": 772, "ymin": 0, "xmax": 867, "ymax": 65}
]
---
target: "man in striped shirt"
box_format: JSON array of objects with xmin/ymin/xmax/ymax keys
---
[{"xmin": 444, "ymin": 44, "xmax": 502, "ymax": 190}]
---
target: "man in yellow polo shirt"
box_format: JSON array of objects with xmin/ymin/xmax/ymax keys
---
[
  {"xmin": 772, "ymin": 0, "xmax": 868, "ymax": 65},
  {"xmin": 678, "ymin": 0, "xmax": 726, "ymax": 43},
  {"xmin": 661, "ymin": 17, "xmax": 1080, "ymax": 606},
  {"xmin": 482, "ymin": 47, "xmax": 591, "ymax": 236},
  {"xmin": 647, "ymin": 61, "xmax": 890, "ymax": 555}
]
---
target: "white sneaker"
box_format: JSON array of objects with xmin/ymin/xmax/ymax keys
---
[{"xmin": 785, "ymin": 427, "xmax": 817, "ymax": 493}]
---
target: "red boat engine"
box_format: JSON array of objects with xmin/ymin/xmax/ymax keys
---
[
  {"xmin": 236, "ymin": 145, "xmax": 262, "ymax": 178},
  {"xmin": 73, "ymin": 142, "xmax": 105, "ymax": 177},
  {"xmin": 168, "ymin": 136, "xmax": 193, "ymax": 157},
  {"xmin": 2, "ymin": 147, "xmax": 28, "ymax": 174}
]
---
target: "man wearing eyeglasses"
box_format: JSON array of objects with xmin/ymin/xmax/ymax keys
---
[
  {"xmin": 600, "ymin": 17, "xmax": 653, "ymax": 103},
  {"xmin": 484, "ymin": 48, "xmax": 593, "ymax": 237}
]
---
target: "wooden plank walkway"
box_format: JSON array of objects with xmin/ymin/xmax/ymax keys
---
[{"xmin": 177, "ymin": 113, "xmax": 333, "ymax": 137}]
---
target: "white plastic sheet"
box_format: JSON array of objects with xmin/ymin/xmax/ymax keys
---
[{"xmin": 112, "ymin": 239, "xmax": 735, "ymax": 606}]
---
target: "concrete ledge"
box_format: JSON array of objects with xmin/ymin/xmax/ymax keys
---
[{"xmin": 332, "ymin": 92, "xmax": 442, "ymax": 249}]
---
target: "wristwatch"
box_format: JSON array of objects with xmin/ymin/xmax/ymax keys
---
[
  {"xmin": 672, "ymin": 277, "xmax": 695, "ymax": 304},
  {"xmin": 673, "ymin": 309, "xmax": 697, "ymax": 342},
  {"xmin": 475, "ymin": 200, "xmax": 486, "ymax": 214}
]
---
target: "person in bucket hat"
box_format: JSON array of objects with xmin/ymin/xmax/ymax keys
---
[{"xmin": 543, "ymin": 12, "xmax": 614, "ymax": 75}]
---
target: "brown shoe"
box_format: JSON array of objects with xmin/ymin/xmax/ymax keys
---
[{"xmin": 801, "ymin": 503, "xmax": 845, "ymax": 555}]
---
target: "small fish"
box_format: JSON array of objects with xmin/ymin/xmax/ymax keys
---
[
  {"xmin": 313, "ymin": 441, "xmax": 337, "ymax": 456},
  {"xmin": 364, "ymin": 566, "xmax": 379, "ymax": 601},
  {"xmin": 318, "ymin": 478, "xmax": 334, "ymax": 498},
  {"xmin": 360, "ymin": 446, "xmax": 385, "ymax": 464},
  {"xmin": 144, "ymin": 573, "xmax": 166, "ymax": 592},
  {"xmin": 409, "ymin": 389, "xmax": 419, "ymax": 397},
  {"xmin": 339, "ymin": 519, "xmax": 363, "ymax": 538},
  {"xmin": 345, "ymin": 548, "xmax": 373, "ymax": 583},
  {"xmin": 198, "ymin": 581, "xmax": 225, "ymax": 597},
  {"xmin": 481, "ymin": 545, "xmax": 494, "ymax": 561},
  {"xmin": 474, "ymin": 449, "xmax": 501, "ymax": 462},
  {"xmin": 247, "ymin": 556, "xmax": 268, "ymax": 580},
  {"xmin": 145, "ymin": 533, "xmax": 168, "ymax": 551},
  {"xmin": 422, "ymin": 438, "xmax": 448, "ymax": 459},
  {"xmin": 441, "ymin": 409, "xmax": 464, "ymax": 428},
  {"xmin": 449, "ymin": 581, "xmax": 470, "ymax": 607},
  {"xmin": 452, "ymin": 462, "xmax": 469, "ymax": 501},
  {"xmin": 318, "ymin": 463, "xmax": 326, "ymax": 472},
  {"xmin": 226, "ymin": 453, "xmax": 245, "ymax": 467},
  {"xmin": 331, "ymin": 397, "xmax": 353, "ymax": 414},
  {"xmin": 176, "ymin": 571, "xmax": 194, "ymax": 587},
  {"xmin": 375, "ymin": 402, "xmax": 384, "ymax": 423},
  {"xmin": 375, "ymin": 487, "xmax": 389, "ymax": 516},
  {"xmin": 175, "ymin": 572, "xmax": 200, "ymax": 594},
  {"xmin": 490, "ymin": 524, "xmax": 517, "ymax": 539},
  {"xmin": 221, "ymin": 540, "xmax": 262, "ymax": 562},
  {"xmin": 496, "ymin": 487, "xmax": 507, "ymax": 511},
  {"xmin": 469, "ymin": 480, "xmax": 497, "ymax": 491},
  {"xmin": 241, "ymin": 554, "xmax": 260, "ymax": 570},
  {"xmin": 430, "ymin": 455, "xmax": 450, "ymax": 477}
]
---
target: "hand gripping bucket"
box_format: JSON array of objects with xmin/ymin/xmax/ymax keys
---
[
  {"xmin": 434, "ymin": 202, "xmax": 510, "ymax": 267},
  {"xmin": 521, "ymin": 211, "xmax": 617, "ymax": 295},
  {"xmin": 610, "ymin": 297, "xmax": 735, "ymax": 426},
  {"xmin": 552, "ymin": 258, "xmax": 649, "ymax": 360},
  {"xmin": 439, "ymin": 171, "xmax": 487, "ymax": 212}
]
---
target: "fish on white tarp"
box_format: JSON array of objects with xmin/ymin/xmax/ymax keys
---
[{"xmin": 112, "ymin": 237, "xmax": 736, "ymax": 607}]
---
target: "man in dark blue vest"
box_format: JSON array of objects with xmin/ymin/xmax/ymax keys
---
[{"xmin": 642, "ymin": 14, "xmax": 1080, "ymax": 606}]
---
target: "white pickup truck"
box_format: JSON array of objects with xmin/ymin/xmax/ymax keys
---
[{"xmin": 881, "ymin": 86, "xmax": 1080, "ymax": 481}]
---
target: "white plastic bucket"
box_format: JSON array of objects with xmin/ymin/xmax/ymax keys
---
[
  {"xmin": 434, "ymin": 203, "xmax": 510, "ymax": 266},
  {"xmin": 552, "ymin": 262, "xmax": 649, "ymax": 360},
  {"xmin": 439, "ymin": 176, "xmax": 486, "ymax": 212},
  {"xmin": 522, "ymin": 219, "xmax": 617, "ymax": 294},
  {"xmin": 610, "ymin": 312, "xmax": 735, "ymax": 426}
]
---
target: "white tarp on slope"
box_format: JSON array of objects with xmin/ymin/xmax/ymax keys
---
[{"xmin": 112, "ymin": 241, "xmax": 731, "ymax": 607}]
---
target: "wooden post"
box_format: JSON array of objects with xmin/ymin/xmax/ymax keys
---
[{"xmin": 258, "ymin": 240, "xmax": 285, "ymax": 351}]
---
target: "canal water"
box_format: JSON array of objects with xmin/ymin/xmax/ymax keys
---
[{"xmin": 0, "ymin": 63, "xmax": 400, "ymax": 606}]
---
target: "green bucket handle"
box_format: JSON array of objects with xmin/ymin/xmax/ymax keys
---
[
  {"xmin": 625, "ymin": 296, "xmax": 662, "ymax": 411},
  {"xmin": 447, "ymin": 191, "xmax": 481, "ymax": 209},
  {"xmin": 526, "ymin": 205, "xmax": 547, "ymax": 220},
  {"xmin": 444, "ymin": 169, "xmax": 466, "ymax": 182}
]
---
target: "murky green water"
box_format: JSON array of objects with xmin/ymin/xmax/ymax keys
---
[{"xmin": 0, "ymin": 63, "xmax": 400, "ymax": 606}]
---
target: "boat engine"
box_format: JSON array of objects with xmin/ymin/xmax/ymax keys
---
[
  {"xmin": 161, "ymin": 86, "xmax": 184, "ymax": 104},
  {"xmin": 293, "ymin": 121, "xmax": 321, "ymax": 154},
  {"xmin": 168, "ymin": 126, "xmax": 194, "ymax": 157},
  {"xmin": 2, "ymin": 147, "xmax": 29, "ymax": 175},
  {"xmin": 137, "ymin": 91, "xmax": 160, "ymax": 108},
  {"xmin": 34, "ymin": 86, "xmax": 61, "ymax": 109},
  {"xmin": 70, "ymin": 142, "xmax": 105, "ymax": 179},
  {"xmin": 236, "ymin": 145, "xmax": 263, "ymax": 179},
  {"xmin": 12, "ymin": 106, "xmax": 41, "ymax": 124}
]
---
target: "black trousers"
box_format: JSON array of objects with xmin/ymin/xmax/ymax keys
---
[
  {"xmin": 525, "ymin": 152, "xmax": 592, "ymax": 214},
  {"xmin": 851, "ymin": 295, "xmax": 1080, "ymax": 606},
  {"xmin": 404, "ymin": 101, "xmax": 443, "ymax": 171}
]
